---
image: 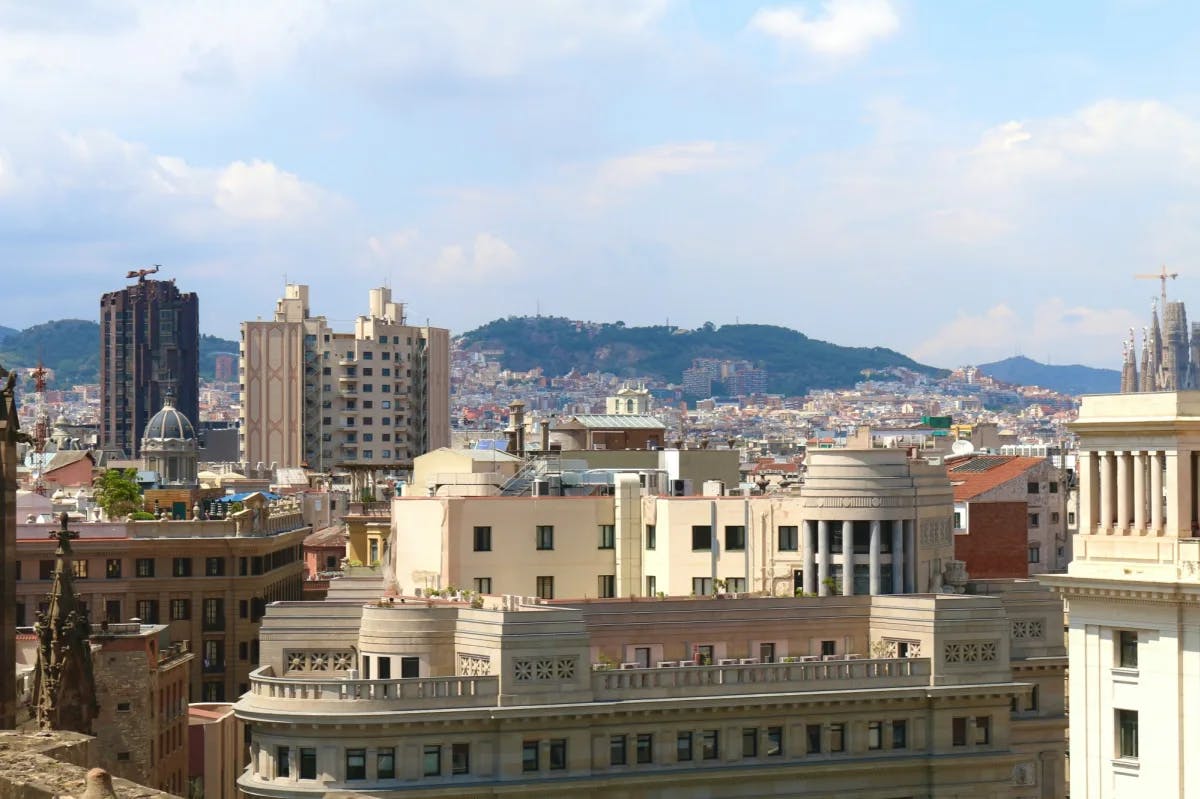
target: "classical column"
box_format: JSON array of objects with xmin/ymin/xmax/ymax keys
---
[
  {"xmin": 891, "ymin": 520, "xmax": 904, "ymax": 594},
  {"xmin": 802, "ymin": 520, "xmax": 817, "ymax": 595},
  {"xmin": 868, "ymin": 520, "xmax": 881, "ymax": 595},
  {"xmin": 1166, "ymin": 449, "xmax": 1192, "ymax": 536},
  {"xmin": 1151, "ymin": 451, "xmax": 1165, "ymax": 534},
  {"xmin": 1077, "ymin": 450, "xmax": 1096, "ymax": 536},
  {"xmin": 1115, "ymin": 451, "xmax": 1129, "ymax": 533},
  {"xmin": 1098, "ymin": 451, "xmax": 1114, "ymax": 533},
  {"xmin": 904, "ymin": 519, "xmax": 917, "ymax": 592},
  {"xmin": 842, "ymin": 523, "xmax": 854, "ymax": 597},
  {"xmin": 1133, "ymin": 450, "xmax": 1147, "ymax": 533},
  {"xmin": 817, "ymin": 521, "xmax": 830, "ymax": 596}
]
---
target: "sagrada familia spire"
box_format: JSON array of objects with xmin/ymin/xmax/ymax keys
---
[
  {"xmin": 32, "ymin": 513, "xmax": 98, "ymax": 734},
  {"xmin": 1121, "ymin": 298, "xmax": 1200, "ymax": 393}
]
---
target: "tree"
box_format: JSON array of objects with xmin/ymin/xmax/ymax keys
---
[{"xmin": 93, "ymin": 468, "xmax": 142, "ymax": 520}]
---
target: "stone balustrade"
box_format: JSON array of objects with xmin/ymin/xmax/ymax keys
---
[{"xmin": 248, "ymin": 666, "xmax": 499, "ymax": 709}]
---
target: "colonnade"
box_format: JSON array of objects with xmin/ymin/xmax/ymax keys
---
[
  {"xmin": 1084, "ymin": 449, "xmax": 1172, "ymax": 535},
  {"xmin": 799, "ymin": 519, "xmax": 916, "ymax": 596}
]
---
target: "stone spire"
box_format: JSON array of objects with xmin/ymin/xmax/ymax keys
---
[
  {"xmin": 1139, "ymin": 328, "xmax": 1155, "ymax": 392},
  {"xmin": 1120, "ymin": 330, "xmax": 1138, "ymax": 393},
  {"xmin": 1149, "ymin": 300, "xmax": 1163, "ymax": 386},
  {"xmin": 33, "ymin": 513, "xmax": 97, "ymax": 734}
]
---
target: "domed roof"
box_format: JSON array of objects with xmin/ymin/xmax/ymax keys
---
[{"xmin": 143, "ymin": 398, "xmax": 196, "ymax": 442}]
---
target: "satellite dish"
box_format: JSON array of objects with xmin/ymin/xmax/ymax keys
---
[{"xmin": 951, "ymin": 440, "xmax": 975, "ymax": 456}]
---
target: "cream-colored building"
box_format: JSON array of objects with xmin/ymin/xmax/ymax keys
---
[
  {"xmin": 1043, "ymin": 390, "xmax": 1200, "ymax": 798},
  {"xmin": 234, "ymin": 582, "xmax": 1065, "ymax": 797},
  {"xmin": 393, "ymin": 449, "xmax": 958, "ymax": 600},
  {"xmin": 240, "ymin": 285, "xmax": 450, "ymax": 472}
]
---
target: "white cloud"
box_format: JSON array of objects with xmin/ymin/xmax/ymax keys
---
[
  {"xmin": 748, "ymin": 0, "xmax": 899, "ymax": 57},
  {"xmin": 429, "ymin": 233, "xmax": 519, "ymax": 283},
  {"xmin": 588, "ymin": 141, "xmax": 750, "ymax": 203},
  {"xmin": 214, "ymin": 160, "xmax": 323, "ymax": 223}
]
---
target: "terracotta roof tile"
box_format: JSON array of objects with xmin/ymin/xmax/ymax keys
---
[{"xmin": 947, "ymin": 455, "xmax": 1046, "ymax": 501}]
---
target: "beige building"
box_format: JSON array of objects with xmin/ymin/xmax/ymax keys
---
[
  {"xmin": 234, "ymin": 582, "xmax": 1065, "ymax": 797},
  {"xmin": 188, "ymin": 702, "xmax": 243, "ymax": 799},
  {"xmin": 393, "ymin": 449, "xmax": 957, "ymax": 600},
  {"xmin": 240, "ymin": 285, "xmax": 450, "ymax": 473},
  {"xmin": 1043, "ymin": 390, "xmax": 1200, "ymax": 798}
]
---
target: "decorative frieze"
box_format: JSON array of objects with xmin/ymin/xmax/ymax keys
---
[
  {"xmin": 513, "ymin": 656, "xmax": 578, "ymax": 682},
  {"xmin": 1011, "ymin": 619, "xmax": 1045, "ymax": 640},
  {"xmin": 943, "ymin": 640, "xmax": 998, "ymax": 663},
  {"xmin": 284, "ymin": 650, "xmax": 355, "ymax": 673},
  {"xmin": 458, "ymin": 653, "xmax": 491, "ymax": 676},
  {"xmin": 919, "ymin": 518, "xmax": 952, "ymax": 547},
  {"xmin": 803, "ymin": 496, "xmax": 908, "ymax": 509}
]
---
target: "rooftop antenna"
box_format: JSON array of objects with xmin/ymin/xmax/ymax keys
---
[{"xmin": 1135, "ymin": 265, "xmax": 1179, "ymax": 308}]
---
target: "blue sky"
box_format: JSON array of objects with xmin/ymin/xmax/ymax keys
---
[{"xmin": 3, "ymin": 0, "xmax": 1200, "ymax": 368}]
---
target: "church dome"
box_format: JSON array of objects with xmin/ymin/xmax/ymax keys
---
[{"xmin": 143, "ymin": 398, "xmax": 196, "ymax": 442}]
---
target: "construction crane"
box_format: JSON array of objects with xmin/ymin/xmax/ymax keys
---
[
  {"xmin": 31, "ymin": 363, "xmax": 48, "ymax": 496},
  {"xmin": 1135, "ymin": 266, "xmax": 1179, "ymax": 307},
  {"xmin": 125, "ymin": 264, "xmax": 161, "ymax": 281}
]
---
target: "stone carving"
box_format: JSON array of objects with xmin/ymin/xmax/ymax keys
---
[
  {"xmin": 1011, "ymin": 619, "xmax": 1045, "ymax": 640},
  {"xmin": 919, "ymin": 517, "xmax": 953, "ymax": 547},
  {"xmin": 1012, "ymin": 761, "xmax": 1037, "ymax": 786},
  {"xmin": 458, "ymin": 653, "xmax": 491, "ymax": 676},
  {"xmin": 803, "ymin": 496, "xmax": 906, "ymax": 508},
  {"xmin": 943, "ymin": 640, "xmax": 999, "ymax": 663},
  {"xmin": 284, "ymin": 650, "xmax": 356, "ymax": 673},
  {"xmin": 878, "ymin": 638, "xmax": 922, "ymax": 658},
  {"xmin": 513, "ymin": 655, "xmax": 578, "ymax": 682}
]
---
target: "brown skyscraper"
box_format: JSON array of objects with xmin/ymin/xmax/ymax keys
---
[{"xmin": 100, "ymin": 274, "xmax": 199, "ymax": 457}]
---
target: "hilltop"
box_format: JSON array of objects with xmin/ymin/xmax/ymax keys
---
[
  {"xmin": 458, "ymin": 316, "xmax": 947, "ymax": 396},
  {"xmin": 976, "ymin": 356, "xmax": 1119, "ymax": 395}
]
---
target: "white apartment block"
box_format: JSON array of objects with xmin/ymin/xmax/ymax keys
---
[{"xmin": 240, "ymin": 285, "xmax": 450, "ymax": 473}]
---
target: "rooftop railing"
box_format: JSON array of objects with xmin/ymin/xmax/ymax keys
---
[{"xmin": 247, "ymin": 666, "xmax": 498, "ymax": 709}]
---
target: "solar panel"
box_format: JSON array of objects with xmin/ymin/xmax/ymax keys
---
[{"xmin": 948, "ymin": 456, "xmax": 1010, "ymax": 473}]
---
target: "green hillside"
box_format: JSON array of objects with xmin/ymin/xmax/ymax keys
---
[{"xmin": 459, "ymin": 316, "xmax": 946, "ymax": 396}]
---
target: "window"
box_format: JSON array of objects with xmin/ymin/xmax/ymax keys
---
[
  {"xmin": 829, "ymin": 723, "xmax": 845, "ymax": 753},
  {"xmin": 1051, "ymin": 511, "xmax": 1060, "ymax": 524},
  {"xmin": 401, "ymin": 656, "xmax": 419, "ymax": 678},
  {"xmin": 691, "ymin": 525, "xmax": 712, "ymax": 551},
  {"xmin": 474, "ymin": 577, "xmax": 492, "ymax": 594},
  {"xmin": 701, "ymin": 730, "xmax": 719, "ymax": 760},
  {"xmin": 136, "ymin": 599, "xmax": 159, "ymax": 624},
  {"xmin": 806, "ymin": 724, "xmax": 822, "ymax": 754},
  {"xmin": 39, "ymin": 560, "xmax": 53, "ymax": 580},
  {"xmin": 473, "ymin": 526, "xmax": 492, "ymax": 552},
  {"xmin": 742, "ymin": 728, "xmax": 758, "ymax": 758},
  {"xmin": 610, "ymin": 734, "xmax": 627, "ymax": 766},
  {"xmin": 451, "ymin": 743, "xmax": 469, "ymax": 775},
  {"xmin": 549, "ymin": 739, "xmax": 567, "ymax": 770},
  {"xmin": 598, "ymin": 524, "xmax": 615, "ymax": 549},
  {"xmin": 522, "ymin": 741, "xmax": 539, "ymax": 772},
  {"xmin": 692, "ymin": 577, "xmax": 713, "ymax": 596},
  {"xmin": 677, "ymin": 732, "xmax": 693, "ymax": 761},
  {"xmin": 598, "ymin": 574, "xmax": 615, "ymax": 598},
  {"xmin": 1117, "ymin": 709, "xmax": 1139, "ymax": 759},
  {"xmin": 136, "ymin": 558, "xmax": 154, "ymax": 577},
  {"xmin": 1118, "ymin": 630, "xmax": 1139, "ymax": 668},
  {"xmin": 536, "ymin": 576, "xmax": 554, "ymax": 600},
  {"xmin": 106, "ymin": 559, "xmax": 121, "ymax": 578},
  {"xmin": 759, "ymin": 642, "xmax": 776, "ymax": 662},
  {"xmin": 346, "ymin": 749, "xmax": 366, "ymax": 780},
  {"xmin": 952, "ymin": 717, "xmax": 968, "ymax": 746},
  {"xmin": 536, "ymin": 525, "xmax": 554, "ymax": 550},
  {"xmin": 170, "ymin": 599, "xmax": 190, "ymax": 620},
  {"xmin": 1028, "ymin": 513, "xmax": 1040, "ymax": 528},
  {"xmin": 975, "ymin": 716, "xmax": 990, "ymax": 745},
  {"xmin": 205, "ymin": 557, "xmax": 225, "ymax": 576},
  {"xmin": 422, "ymin": 745, "xmax": 441, "ymax": 777},
  {"xmin": 892, "ymin": 720, "xmax": 908, "ymax": 749},
  {"xmin": 778, "ymin": 525, "xmax": 798, "ymax": 551},
  {"xmin": 105, "ymin": 600, "xmax": 120, "ymax": 623},
  {"xmin": 1028, "ymin": 545, "xmax": 1041, "ymax": 564},
  {"xmin": 72, "ymin": 559, "xmax": 88, "ymax": 579},
  {"xmin": 725, "ymin": 525, "xmax": 746, "ymax": 551},
  {"xmin": 277, "ymin": 747, "xmax": 289, "ymax": 778},
  {"xmin": 203, "ymin": 598, "xmax": 224, "ymax": 631},
  {"xmin": 766, "ymin": 726, "xmax": 783, "ymax": 756},
  {"xmin": 821, "ymin": 640, "xmax": 836, "ymax": 656},
  {"xmin": 116, "ymin": 752, "xmax": 130, "ymax": 762},
  {"xmin": 636, "ymin": 733, "xmax": 653, "ymax": 764},
  {"xmin": 1049, "ymin": 481, "xmax": 1059, "ymax": 493},
  {"xmin": 172, "ymin": 557, "xmax": 192, "ymax": 577},
  {"xmin": 726, "ymin": 577, "xmax": 746, "ymax": 593},
  {"xmin": 867, "ymin": 721, "xmax": 882, "ymax": 750},
  {"xmin": 1027, "ymin": 481, "xmax": 1040, "ymax": 494},
  {"xmin": 116, "ymin": 701, "xmax": 131, "ymax": 712},
  {"xmin": 646, "ymin": 524, "xmax": 656, "ymax": 550},
  {"xmin": 1068, "ymin": 511, "xmax": 1076, "ymax": 526},
  {"xmin": 300, "ymin": 748, "xmax": 316, "ymax": 779},
  {"xmin": 377, "ymin": 747, "xmax": 395, "ymax": 779},
  {"xmin": 953, "ymin": 510, "xmax": 964, "ymax": 529},
  {"xmin": 646, "ymin": 575, "xmax": 657, "ymax": 596}
]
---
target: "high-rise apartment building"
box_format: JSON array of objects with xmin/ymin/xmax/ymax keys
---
[
  {"xmin": 100, "ymin": 275, "xmax": 199, "ymax": 458},
  {"xmin": 240, "ymin": 285, "xmax": 450, "ymax": 472}
]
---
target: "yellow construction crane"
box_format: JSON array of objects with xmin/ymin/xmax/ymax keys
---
[{"xmin": 1135, "ymin": 266, "xmax": 1179, "ymax": 307}]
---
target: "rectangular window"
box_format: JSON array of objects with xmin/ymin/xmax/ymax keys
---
[
  {"xmin": 106, "ymin": 559, "xmax": 121, "ymax": 578},
  {"xmin": 203, "ymin": 598, "xmax": 224, "ymax": 631},
  {"xmin": 205, "ymin": 557, "xmax": 225, "ymax": 576},
  {"xmin": 136, "ymin": 558, "xmax": 154, "ymax": 577},
  {"xmin": 821, "ymin": 640, "xmax": 836, "ymax": 656},
  {"xmin": 105, "ymin": 600, "xmax": 120, "ymax": 623},
  {"xmin": 1051, "ymin": 511, "xmax": 1060, "ymax": 524},
  {"xmin": 1118, "ymin": 630, "xmax": 1139, "ymax": 668},
  {"xmin": 766, "ymin": 726, "xmax": 783, "ymax": 756},
  {"xmin": 1117, "ymin": 709, "xmax": 1138, "ymax": 759},
  {"xmin": 522, "ymin": 741, "xmax": 539, "ymax": 772},
  {"xmin": 473, "ymin": 577, "xmax": 492, "ymax": 594},
  {"xmin": 346, "ymin": 749, "xmax": 366, "ymax": 780},
  {"xmin": 1028, "ymin": 545, "xmax": 1041, "ymax": 564},
  {"xmin": 170, "ymin": 599, "xmax": 190, "ymax": 620},
  {"xmin": 692, "ymin": 577, "xmax": 713, "ymax": 596},
  {"xmin": 636, "ymin": 733, "xmax": 653, "ymax": 764},
  {"xmin": 677, "ymin": 732, "xmax": 693, "ymax": 761},
  {"xmin": 867, "ymin": 721, "xmax": 882, "ymax": 750},
  {"xmin": 598, "ymin": 524, "xmax": 615, "ymax": 549},
  {"xmin": 725, "ymin": 525, "xmax": 746, "ymax": 551},
  {"xmin": 742, "ymin": 728, "xmax": 758, "ymax": 758},
  {"xmin": 536, "ymin": 525, "xmax": 554, "ymax": 550},
  {"xmin": 422, "ymin": 745, "xmax": 440, "ymax": 777},
  {"xmin": 691, "ymin": 525, "xmax": 712, "ymax": 550},
  {"xmin": 536, "ymin": 576, "xmax": 554, "ymax": 600},
  {"xmin": 829, "ymin": 724, "xmax": 845, "ymax": 753},
  {"xmin": 701, "ymin": 730, "xmax": 719, "ymax": 760},
  {"xmin": 954, "ymin": 510, "xmax": 964, "ymax": 529},
  {"xmin": 136, "ymin": 599, "xmax": 159, "ymax": 624},
  {"xmin": 892, "ymin": 720, "xmax": 908, "ymax": 749},
  {"xmin": 1068, "ymin": 511, "xmax": 1076, "ymax": 525},
  {"xmin": 172, "ymin": 557, "xmax": 192, "ymax": 577},
  {"xmin": 72, "ymin": 559, "xmax": 88, "ymax": 579},
  {"xmin": 646, "ymin": 575, "xmax": 657, "ymax": 596},
  {"xmin": 401, "ymin": 656, "xmax": 419, "ymax": 678},
  {"xmin": 952, "ymin": 717, "xmax": 968, "ymax": 746},
  {"xmin": 598, "ymin": 574, "xmax": 615, "ymax": 598},
  {"xmin": 778, "ymin": 525, "xmax": 798, "ymax": 551},
  {"xmin": 277, "ymin": 747, "xmax": 290, "ymax": 778},
  {"xmin": 377, "ymin": 747, "xmax": 395, "ymax": 779},
  {"xmin": 1028, "ymin": 513, "xmax": 1040, "ymax": 528},
  {"xmin": 646, "ymin": 524, "xmax": 656, "ymax": 550},
  {"xmin": 1027, "ymin": 481, "xmax": 1039, "ymax": 494},
  {"xmin": 726, "ymin": 577, "xmax": 746, "ymax": 593},
  {"xmin": 548, "ymin": 739, "xmax": 567, "ymax": 770},
  {"xmin": 975, "ymin": 716, "xmax": 990, "ymax": 745},
  {"xmin": 39, "ymin": 560, "xmax": 53, "ymax": 580},
  {"xmin": 610, "ymin": 734, "xmax": 627, "ymax": 766},
  {"xmin": 473, "ymin": 526, "xmax": 492, "ymax": 552},
  {"xmin": 1049, "ymin": 481, "xmax": 1059, "ymax": 493},
  {"xmin": 300, "ymin": 748, "xmax": 317, "ymax": 779},
  {"xmin": 451, "ymin": 743, "xmax": 469, "ymax": 775}
]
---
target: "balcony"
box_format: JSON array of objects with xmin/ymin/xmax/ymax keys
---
[
  {"xmin": 338, "ymin": 373, "xmax": 358, "ymax": 382},
  {"xmin": 338, "ymin": 356, "xmax": 356, "ymax": 366},
  {"xmin": 246, "ymin": 666, "xmax": 499, "ymax": 711}
]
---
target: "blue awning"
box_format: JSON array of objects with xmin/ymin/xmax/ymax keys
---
[{"xmin": 214, "ymin": 491, "xmax": 282, "ymax": 503}]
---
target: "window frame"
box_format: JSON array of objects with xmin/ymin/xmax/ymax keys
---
[
  {"xmin": 777, "ymin": 525, "xmax": 799, "ymax": 551},
  {"xmin": 1118, "ymin": 630, "xmax": 1138, "ymax": 669},
  {"xmin": 598, "ymin": 524, "xmax": 615, "ymax": 549},
  {"xmin": 724, "ymin": 525, "xmax": 746, "ymax": 551},
  {"xmin": 701, "ymin": 729, "xmax": 719, "ymax": 760},
  {"xmin": 1117, "ymin": 709, "xmax": 1138, "ymax": 759},
  {"xmin": 451, "ymin": 743, "xmax": 469, "ymax": 775},
  {"xmin": 377, "ymin": 747, "xmax": 395, "ymax": 779},
  {"xmin": 473, "ymin": 526, "xmax": 492, "ymax": 552},
  {"xmin": 535, "ymin": 525, "xmax": 554, "ymax": 550},
  {"xmin": 346, "ymin": 748, "xmax": 367, "ymax": 781},
  {"xmin": 691, "ymin": 525, "xmax": 712, "ymax": 551},
  {"xmin": 610, "ymin": 734, "xmax": 627, "ymax": 766},
  {"xmin": 422, "ymin": 745, "xmax": 441, "ymax": 777}
]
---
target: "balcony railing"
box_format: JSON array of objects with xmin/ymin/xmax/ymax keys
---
[{"xmin": 247, "ymin": 666, "xmax": 498, "ymax": 709}]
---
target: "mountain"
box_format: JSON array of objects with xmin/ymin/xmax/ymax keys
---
[
  {"xmin": 0, "ymin": 320, "xmax": 238, "ymax": 386},
  {"xmin": 459, "ymin": 316, "xmax": 947, "ymax": 396},
  {"xmin": 0, "ymin": 325, "xmax": 18, "ymax": 343},
  {"xmin": 977, "ymin": 356, "xmax": 1119, "ymax": 395}
]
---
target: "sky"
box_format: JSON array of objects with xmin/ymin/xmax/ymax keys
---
[{"xmin": 3, "ymin": 0, "xmax": 1200, "ymax": 369}]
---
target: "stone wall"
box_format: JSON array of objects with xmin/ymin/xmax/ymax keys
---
[{"xmin": 0, "ymin": 732, "xmax": 177, "ymax": 799}]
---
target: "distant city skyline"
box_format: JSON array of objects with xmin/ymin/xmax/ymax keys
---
[{"xmin": 3, "ymin": 1, "xmax": 1200, "ymax": 368}]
